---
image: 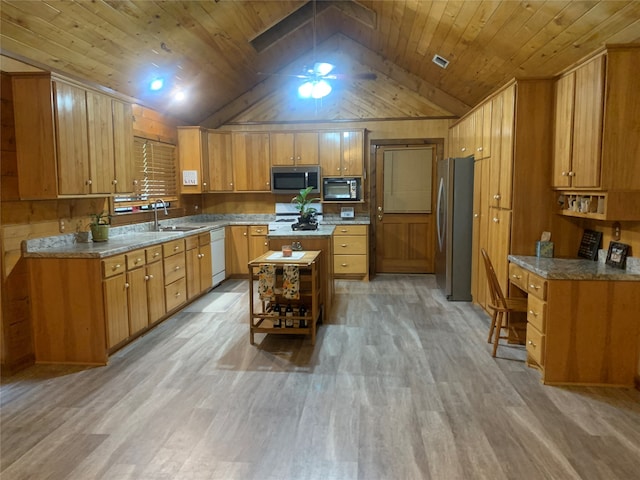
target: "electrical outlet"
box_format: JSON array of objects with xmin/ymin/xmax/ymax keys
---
[
  {"xmin": 59, "ymin": 219, "xmax": 65, "ymax": 233},
  {"xmin": 612, "ymin": 221, "xmax": 621, "ymax": 241}
]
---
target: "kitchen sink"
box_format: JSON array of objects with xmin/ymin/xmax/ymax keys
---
[{"xmin": 156, "ymin": 225, "xmax": 205, "ymax": 232}]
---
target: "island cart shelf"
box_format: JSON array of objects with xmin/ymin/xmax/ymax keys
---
[{"xmin": 248, "ymin": 250, "xmax": 323, "ymax": 345}]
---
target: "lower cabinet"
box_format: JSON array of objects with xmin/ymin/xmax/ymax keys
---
[
  {"xmin": 332, "ymin": 224, "xmax": 369, "ymax": 280},
  {"xmin": 226, "ymin": 225, "xmax": 268, "ymax": 276},
  {"xmin": 186, "ymin": 233, "xmax": 213, "ymax": 299},
  {"xmin": 28, "ymin": 237, "xmax": 199, "ymax": 365}
]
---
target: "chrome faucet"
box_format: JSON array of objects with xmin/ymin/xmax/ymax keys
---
[{"xmin": 151, "ymin": 199, "xmax": 168, "ymax": 230}]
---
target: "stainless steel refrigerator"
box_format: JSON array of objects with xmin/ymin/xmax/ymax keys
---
[{"xmin": 435, "ymin": 156, "xmax": 474, "ymax": 301}]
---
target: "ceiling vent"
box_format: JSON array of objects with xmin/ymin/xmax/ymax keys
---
[{"xmin": 432, "ymin": 54, "xmax": 449, "ymax": 69}]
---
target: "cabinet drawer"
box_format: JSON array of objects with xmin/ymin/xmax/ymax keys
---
[
  {"xmin": 508, "ymin": 263, "xmax": 528, "ymax": 292},
  {"xmin": 333, "ymin": 236, "xmax": 367, "ymax": 255},
  {"xmin": 334, "ymin": 224, "xmax": 367, "ymax": 236},
  {"xmin": 334, "ymin": 255, "xmax": 367, "ymax": 274},
  {"xmin": 185, "ymin": 235, "xmax": 199, "ymax": 250},
  {"xmin": 163, "ymin": 239, "xmax": 185, "ymax": 257},
  {"xmin": 527, "ymin": 273, "xmax": 548, "ymax": 300},
  {"xmin": 250, "ymin": 225, "xmax": 268, "ymax": 236},
  {"xmin": 165, "ymin": 277, "xmax": 186, "ymax": 311},
  {"xmin": 164, "ymin": 252, "xmax": 186, "ymax": 285},
  {"xmin": 102, "ymin": 255, "xmax": 126, "ymax": 278},
  {"xmin": 526, "ymin": 323, "xmax": 545, "ymax": 366},
  {"xmin": 146, "ymin": 245, "xmax": 163, "ymax": 263},
  {"xmin": 527, "ymin": 295, "xmax": 547, "ymax": 332},
  {"xmin": 126, "ymin": 249, "xmax": 146, "ymax": 270},
  {"xmin": 198, "ymin": 232, "xmax": 210, "ymax": 246}
]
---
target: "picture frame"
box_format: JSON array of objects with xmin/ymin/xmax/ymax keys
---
[
  {"xmin": 578, "ymin": 229, "xmax": 603, "ymax": 261},
  {"xmin": 605, "ymin": 241, "xmax": 630, "ymax": 269}
]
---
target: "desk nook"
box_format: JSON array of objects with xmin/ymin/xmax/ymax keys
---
[{"xmin": 508, "ymin": 255, "xmax": 640, "ymax": 387}]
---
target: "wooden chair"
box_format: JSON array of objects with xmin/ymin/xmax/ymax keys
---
[{"xmin": 481, "ymin": 248, "xmax": 528, "ymax": 357}]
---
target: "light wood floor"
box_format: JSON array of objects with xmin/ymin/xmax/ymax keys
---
[{"xmin": 2, "ymin": 275, "xmax": 640, "ymax": 480}]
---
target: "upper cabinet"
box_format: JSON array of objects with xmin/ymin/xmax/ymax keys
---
[
  {"xmin": 178, "ymin": 127, "xmax": 209, "ymax": 194},
  {"xmin": 207, "ymin": 131, "xmax": 234, "ymax": 192},
  {"xmin": 270, "ymin": 132, "xmax": 318, "ymax": 166},
  {"xmin": 232, "ymin": 132, "xmax": 271, "ymax": 191},
  {"xmin": 12, "ymin": 73, "xmax": 135, "ymax": 199},
  {"xmin": 552, "ymin": 46, "xmax": 640, "ymax": 220},
  {"xmin": 319, "ymin": 130, "xmax": 364, "ymax": 177}
]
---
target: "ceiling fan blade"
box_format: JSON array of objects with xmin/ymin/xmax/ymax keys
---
[
  {"xmin": 313, "ymin": 62, "xmax": 334, "ymax": 76},
  {"xmin": 324, "ymin": 72, "xmax": 378, "ymax": 80}
]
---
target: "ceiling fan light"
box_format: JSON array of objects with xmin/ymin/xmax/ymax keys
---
[
  {"xmin": 298, "ymin": 81, "xmax": 314, "ymax": 98},
  {"xmin": 311, "ymin": 80, "xmax": 331, "ymax": 99},
  {"xmin": 314, "ymin": 62, "xmax": 334, "ymax": 76}
]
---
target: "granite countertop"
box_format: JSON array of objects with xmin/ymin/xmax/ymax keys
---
[{"xmin": 508, "ymin": 255, "xmax": 640, "ymax": 281}]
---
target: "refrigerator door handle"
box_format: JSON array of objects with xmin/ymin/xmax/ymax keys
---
[{"xmin": 436, "ymin": 177, "xmax": 446, "ymax": 252}]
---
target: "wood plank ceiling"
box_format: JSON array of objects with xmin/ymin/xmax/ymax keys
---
[{"xmin": 1, "ymin": 1, "xmax": 639, "ymax": 126}]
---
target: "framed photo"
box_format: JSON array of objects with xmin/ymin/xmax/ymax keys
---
[
  {"xmin": 578, "ymin": 229, "xmax": 602, "ymax": 261},
  {"xmin": 605, "ymin": 241, "xmax": 630, "ymax": 269}
]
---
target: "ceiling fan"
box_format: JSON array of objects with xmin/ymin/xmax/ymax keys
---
[{"xmin": 258, "ymin": 0, "xmax": 377, "ymax": 99}]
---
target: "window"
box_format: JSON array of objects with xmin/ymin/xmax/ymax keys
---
[{"xmin": 113, "ymin": 137, "xmax": 178, "ymax": 212}]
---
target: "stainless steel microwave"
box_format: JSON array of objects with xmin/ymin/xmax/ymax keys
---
[
  {"xmin": 323, "ymin": 177, "xmax": 362, "ymax": 201},
  {"xmin": 271, "ymin": 166, "xmax": 320, "ymax": 194}
]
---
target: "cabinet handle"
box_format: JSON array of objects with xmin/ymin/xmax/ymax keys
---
[
  {"xmin": 243, "ymin": 232, "xmax": 247, "ymax": 236},
  {"xmin": 144, "ymin": 275, "xmax": 151, "ymax": 280},
  {"xmin": 125, "ymin": 282, "xmax": 130, "ymax": 288},
  {"xmin": 174, "ymin": 266, "xmax": 181, "ymax": 271},
  {"xmin": 112, "ymin": 264, "xmax": 121, "ymax": 271},
  {"xmin": 568, "ymin": 171, "xmax": 575, "ymax": 177},
  {"xmin": 493, "ymin": 194, "xmax": 501, "ymax": 200},
  {"xmin": 230, "ymin": 182, "xmax": 233, "ymax": 186},
  {"xmin": 112, "ymin": 179, "xmax": 118, "ymax": 185},
  {"xmin": 561, "ymin": 171, "xmax": 568, "ymax": 176},
  {"xmin": 263, "ymin": 242, "xmax": 268, "ymax": 246},
  {"xmin": 492, "ymin": 217, "xmax": 499, "ymax": 223},
  {"xmin": 136, "ymin": 258, "xmax": 143, "ymax": 264},
  {"xmin": 511, "ymin": 274, "xmax": 521, "ymax": 279},
  {"xmin": 203, "ymin": 182, "xmax": 207, "ymax": 187},
  {"xmin": 341, "ymin": 244, "xmax": 348, "ymax": 247},
  {"xmin": 461, "ymin": 147, "xmax": 466, "ymax": 152},
  {"xmin": 528, "ymin": 340, "xmax": 536, "ymax": 347},
  {"xmin": 86, "ymin": 179, "xmax": 92, "ymax": 185},
  {"xmin": 255, "ymin": 229, "xmax": 263, "ymax": 233},
  {"xmin": 174, "ymin": 246, "xmax": 179, "ymax": 251},
  {"xmin": 341, "ymin": 263, "xmax": 348, "ymax": 267},
  {"xmin": 175, "ymin": 292, "xmax": 181, "ymax": 297},
  {"xmin": 528, "ymin": 309, "xmax": 538, "ymax": 317},
  {"xmin": 477, "ymin": 147, "xmax": 483, "ymax": 152},
  {"xmin": 340, "ymin": 229, "xmax": 348, "ymax": 232},
  {"xmin": 474, "ymin": 213, "xmax": 479, "ymax": 218},
  {"xmin": 529, "ymin": 284, "xmax": 540, "ymax": 290},
  {"xmin": 154, "ymin": 252, "xmax": 160, "ymax": 258}
]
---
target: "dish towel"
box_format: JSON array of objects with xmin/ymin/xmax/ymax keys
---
[
  {"xmin": 258, "ymin": 264, "xmax": 276, "ymax": 301},
  {"xmin": 282, "ymin": 265, "xmax": 300, "ymax": 300}
]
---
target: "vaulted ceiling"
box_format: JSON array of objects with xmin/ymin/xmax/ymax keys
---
[{"xmin": 1, "ymin": 1, "xmax": 639, "ymax": 126}]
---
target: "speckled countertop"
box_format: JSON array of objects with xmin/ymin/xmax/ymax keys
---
[
  {"xmin": 22, "ymin": 214, "xmax": 369, "ymax": 259},
  {"xmin": 508, "ymin": 255, "xmax": 640, "ymax": 281}
]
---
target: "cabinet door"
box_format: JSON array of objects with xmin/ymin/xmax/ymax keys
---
[
  {"xmin": 449, "ymin": 124, "xmax": 459, "ymax": 158},
  {"xmin": 54, "ymin": 81, "xmax": 90, "ymax": 195},
  {"xmin": 199, "ymin": 243, "xmax": 213, "ymax": 292},
  {"xmin": 481, "ymin": 100, "xmax": 492, "ymax": 159},
  {"xmin": 127, "ymin": 267, "xmax": 149, "ymax": 335},
  {"xmin": 270, "ymin": 132, "xmax": 295, "ymax": 166},
  {"xmin": 185, "ymin": 246, "xmax": 200, "ymax": 300},
  {"xmin": 178, "ymin": 127, "xmax": 208, "ymax": 193},
  {"xmin": 551, "ymin": 72, "xmax": 575, "ymax": 188},
  {"xmin": 249, "ymin": 233, "xmax": 269, "ymax": 262},
  {"xmin": 86, "ymin": 90, "xmax": 115, "ymax": 194},
  {"xmin": 112, "ymin": 99, "xmax": 135, "ymax": 194},
  {"xmin": 498, "ymin": 85, "xmax": 515, "ymax": 210},
  {"xmin": 319, "ymin": 131, "xmax": 342, "ymax": 176},
  {"xmin": 342, "ymin": 130, "xmax": 364, "ymax": 176},
  {"xmin": 487, "ymin": 208, "xmax": 512, "ymax": 296},
  {"xmin": 104, "ymin": 274, "xmax": 129, "ymax": 348},
  {"xmin": 295, "ymin": 132, "xmax": 319, "ymax": 165},
  {"xmin": 488, "ymin": 93, "xmax": 503, "ymax": 208},
  {"xmin": 458, "ymin": 115, "xmax": 474, "ymax": 157},
  {"xmin": 208, "ymin": 132, "xmax": 234, "ymax": 191},
  {"xmin": 232, "ymin": 132, "xmax": 270, "ymax": 191},
  {"xmin": 226, "ymin": 226, "xmax": 249, "ymax": 275},
  {"xmin": 572, "ymin": 55, "xmax": 604, "ymax": 189},
  {"xmin": 146, "ymin": 261, "xmax": 165, "ymax": 324}
]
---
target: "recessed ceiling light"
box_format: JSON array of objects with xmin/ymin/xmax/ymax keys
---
[
  {"xmin": 150, "ymin": 78, "xmax": 163, "ymax": 91},
  {"xmin": 432, "ymin": 54, "xmax": 450, "ymax": 69}
]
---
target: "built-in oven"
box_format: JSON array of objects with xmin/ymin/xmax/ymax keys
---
[{"xmin": 323, "ymin": 177, "xmax": 362, "ymax": 201}]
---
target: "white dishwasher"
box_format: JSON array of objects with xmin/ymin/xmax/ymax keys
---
[{"xmin": 210, "ymin": 228, "xmax": 226, "ymax": 286}]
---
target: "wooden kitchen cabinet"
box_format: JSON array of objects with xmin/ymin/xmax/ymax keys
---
[
  {"xmin": 319, "ymin": 130, "xmax": 364, "ymax": 177},
  {"xmin": 163, "ymin": 239, "xmax": 187, "ymax": 312},
  {"xmin": 102, "ymin": 255, "xmax": 129, "ymax": 349},
  {"xmin": 552, "ymin": 46, "xmax": 640, "ymax": 220},
  {"xmin": 207, "ymin": 131, "xmax": 234, "ymax": 191},
  {"xmin": 232, "ymin": 132, "xmax": 271, "ymax": 191},
  {"xmin": 332, "ymin": 225, "xmax": 369, "ymax": 280},
  {"xmin": 12, "ymin": 72, "xmax": 135, "ymax": 198},
  {"xmin": 249, "ymin": 225, "xmax": 269, "ymax": 262},
  {"xmin": 488, "ymin": 85, "xmax": 515, "ymax": 210},
  {"xmin": 126, "ymin": 249, "xmax": 149, "ymax": 337},
  {"xmin": 185, "ymin": 233, "xmax": 213, "ymax": 300},
  {"xmin": 225, "ymin": 225, "xmax": 269, "ymax": 276},
  {"xmin": 270, "ymin": 131, "xmax": 319, "ymax": 165},
  {"xmin": 178, "ymin": 126, "xmax": 210, "ymax": 194}
]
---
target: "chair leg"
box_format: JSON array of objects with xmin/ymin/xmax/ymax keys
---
[
  {"xmin": 492, "ymin": 311, "xmax": 504, "ymax": 357},
  {"xmin": 487, "ymin": 310, "xmax": 498, "ymax": 343}
]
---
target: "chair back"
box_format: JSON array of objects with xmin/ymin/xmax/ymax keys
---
[{"xmin": 481, "ymin": 248, "xmax": 507, "ymax": 310}]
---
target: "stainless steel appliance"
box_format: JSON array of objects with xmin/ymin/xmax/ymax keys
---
[
  {"xmin": 322, "ymin": 177, "xmax": 361, "ymax": 201},
  {"xmin": 271, "ymin": 166, "xmax": 320, "ymax": 194},
  {"xmin": 268, "ymin": 202, "xmax": 323, "ymax": 232},
  {"xmin": 434, "ymin": 157, "xmax": 474, "ymax": 301}
]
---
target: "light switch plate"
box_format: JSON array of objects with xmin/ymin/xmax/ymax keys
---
[{"xmin": 340, "ymin": 207, "xmax": 355, "ymax": 219}]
